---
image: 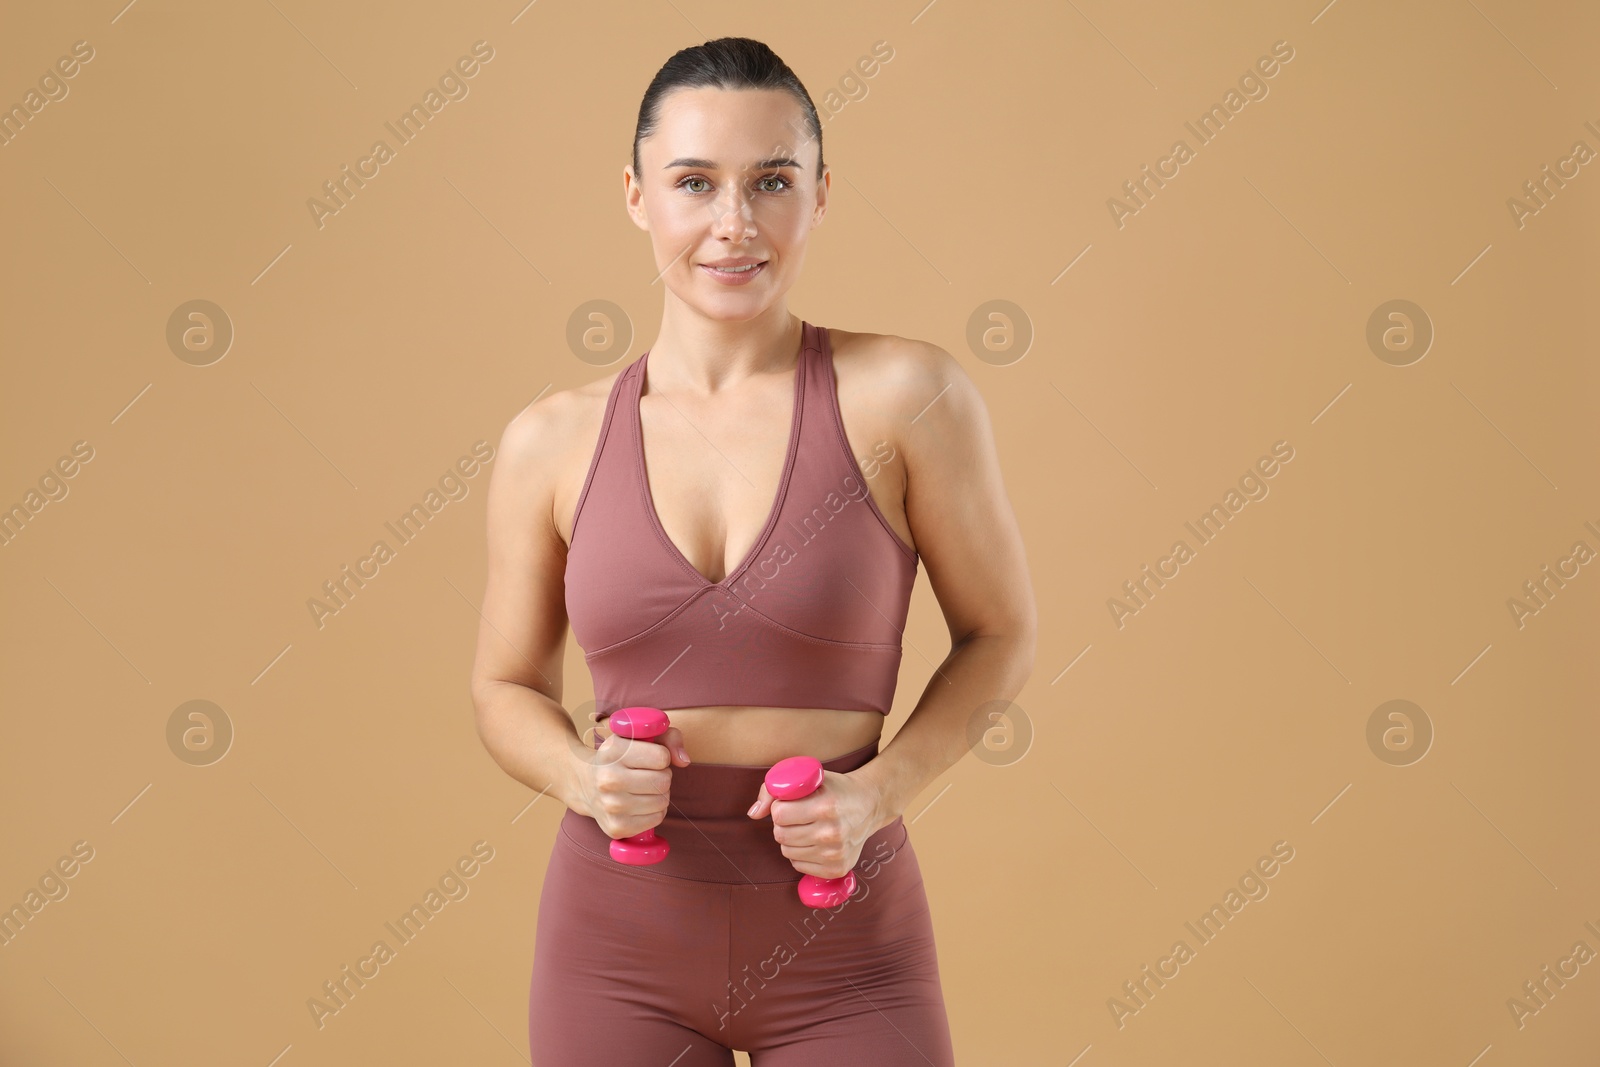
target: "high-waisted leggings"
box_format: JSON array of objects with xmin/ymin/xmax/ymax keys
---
[{"xmin": 527, "ymin": 739, "xmax": 956, "ymax": 1065}]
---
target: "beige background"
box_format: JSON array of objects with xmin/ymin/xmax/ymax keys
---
[{"xmin": 2, "ymin": 0, "xmax": 1597, "ymax": 1063}]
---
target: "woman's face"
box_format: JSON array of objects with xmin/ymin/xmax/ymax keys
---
[{"xmin": 626, "ymin": 86, "xmax": 828, "ymax": 322}]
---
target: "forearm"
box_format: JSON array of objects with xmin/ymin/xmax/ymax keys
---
[
  {"xmin": 855, "ymin": 630, "xmax": 1036, "ymax": 834},
  {"xmin": 472, "ymin": 679, "xmax": 595, "ymax": 815}
]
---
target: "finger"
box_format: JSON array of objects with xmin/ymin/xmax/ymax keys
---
[
  {"xmin": 600, "ymin": 767, "xmax": 671, "ymax": 800},
  {"xmin": 659, "ymin": 726, "xmax": 692, "ymax": 766},
  {"xmin": 629, "ymin": 767, "xmax": 673, "ymax": 796},
  {"xmin": 777, "ymin": 842, "xmax": 846, "ymax": 877},
  {"xmin": 618, "ymin": 735, "xmax": 673, "ymax": 770},
  {"xmin": 590, "ymin": 731, "xmax": 622, "ymax": 767},
  {"xmin": 768, "ymin": 795, "xmax": 822, "ymax": 828},
  {"xmin": 746, "ymin": 783, "xmax": 773, "ymax": 820}
]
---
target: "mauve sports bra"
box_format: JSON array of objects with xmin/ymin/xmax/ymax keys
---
[{"xmin": 564, "ymin": 321, "xmax": 919, "ymax": 722}]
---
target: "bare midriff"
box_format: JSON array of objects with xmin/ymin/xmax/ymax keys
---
[{"xmin": 631, "ymin": 706, "xmax": 885, "ymax": 766}]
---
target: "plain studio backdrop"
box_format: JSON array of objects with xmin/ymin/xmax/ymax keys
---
[{"xmin": 1, "ymin": 1, "xmax": 1596, "ymax": 1064}]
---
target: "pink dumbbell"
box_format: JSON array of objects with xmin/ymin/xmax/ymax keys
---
[
  {"xmin": 764, "ymin": 756, "xmax": 858, "ymax": 907},
  {"xmin": 605, "ymin": 706, "xmax": 672, "ymax": 866}
]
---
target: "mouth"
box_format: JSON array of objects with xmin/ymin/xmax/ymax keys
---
[{"xmin": 698, "ymin": 260, "xmax": 767, "ymax": 284}]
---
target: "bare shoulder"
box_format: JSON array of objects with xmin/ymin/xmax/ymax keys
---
[
  {"xmin": 826, "ymin": 327, "xmax": 984, "ymax": 432},
  {"xmin": 498, "ymin": 370, "xmax": 617, "ymax": 456},
  {"xmin": 821, "ymin": 327, "xmax": 990, "ymax": 559},
  {"xmin": 492, "ymin": 369, "xmax": 625, "ymax": 547}
]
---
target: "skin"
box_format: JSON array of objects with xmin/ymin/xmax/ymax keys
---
[{"xmin": 470, "ymin": 86, "xmax": 1036, "ymax": 880}]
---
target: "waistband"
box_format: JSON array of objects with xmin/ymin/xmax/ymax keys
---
[{"xmin": 558, "ymin": 739, "xmax": 906, "ymax": 884}]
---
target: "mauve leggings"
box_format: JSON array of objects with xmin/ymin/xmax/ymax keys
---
[{"xmin": 527, "ymin": 739, "xmax": 956, "ymax": 1065}]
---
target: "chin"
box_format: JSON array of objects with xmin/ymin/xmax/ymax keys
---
[{"xmin": 674, "ymin": 286, "xmax": 786, "ymax": 324}]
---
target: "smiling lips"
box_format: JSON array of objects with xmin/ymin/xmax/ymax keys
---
[{"xmin": 698, "ymin": 258, "xmax": 767, "ymax": 285}]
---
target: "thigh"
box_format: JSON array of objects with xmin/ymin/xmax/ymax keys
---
[
  {"xmin": 529, "ymin": 828, "xmax": 736, "ymax": 1067},
  {"xmin": 733, "ymin": 821, "xmax": 956, "ymax": 1066}
]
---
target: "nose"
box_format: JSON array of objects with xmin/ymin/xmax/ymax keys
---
[{"xmin": 706, "ymin": 185, "xmax": 756, "ymax": 240}]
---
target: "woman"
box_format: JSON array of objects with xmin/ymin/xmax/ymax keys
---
[{"xmin": 471, "ymin": 37, "xmax": 1036, "ymax": 1065}]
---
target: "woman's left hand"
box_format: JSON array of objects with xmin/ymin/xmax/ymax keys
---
[{"xmin": 746, "ymin": 769, "xmax": 884, "ymax": 880}]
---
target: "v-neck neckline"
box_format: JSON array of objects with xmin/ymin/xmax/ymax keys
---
[{"xmin": 633, "ymin": 322, "xmax": 811, "ymax": 589}]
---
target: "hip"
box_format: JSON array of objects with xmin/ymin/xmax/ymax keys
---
[{"xmin": 559, "ymin": 738, "xmax": 903, "ymax": 884}]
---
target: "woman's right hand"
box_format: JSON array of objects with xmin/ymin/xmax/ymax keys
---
[{"xmin": 570, "ymin": 727, "xmax": 692, "ymax": 840}]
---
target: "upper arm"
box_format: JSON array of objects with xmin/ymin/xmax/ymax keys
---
[
  {"xmin": 469, "ymin": 395, "xmax": 575, "ymax": 709},
  {"xmin": 893, "ymin": 340, "xmax": 1037, "ymax": 649}
]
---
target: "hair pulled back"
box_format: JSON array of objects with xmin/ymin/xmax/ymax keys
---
[{"xmin": 632, "ymin": 37, "xmax": 824, "ymax": 180}]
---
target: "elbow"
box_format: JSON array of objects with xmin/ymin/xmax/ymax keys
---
[
  {"xmin": 1015, "ymin": 598, "xmax": 1040, "ymax": 673},
  {"xmin": 469, "ymin": 677, "xmax": 509, "ymax": 743},
  {"xmin": 1000, "ymin": 613, "xmax": 1040, "ymax": 683},
  {"xmin": 954, "ymin": 618, "xmax": 1037, "ymax": 675},
  {"xmin": 1014, "ymin": 623, "xmax": 1039, "ymax": 684},
  {"xmin": 957, "ymin": 598, "xmax": 1037, "ymax": 656}
]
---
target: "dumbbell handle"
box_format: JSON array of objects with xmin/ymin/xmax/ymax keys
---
[
  {"xmin": 764, "ymin": 756, "xmax": 858, "ymax": 908},
  {"xmin": 605, "ymin": 707, "xmax": 672, "ymax": 866}
]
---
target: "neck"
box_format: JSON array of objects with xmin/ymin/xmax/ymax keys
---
[{"xmin": 647, "ymin": 300, "xmax": 803, "ymax": 395}]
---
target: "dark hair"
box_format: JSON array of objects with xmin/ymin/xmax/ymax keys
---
[{"xmin": 632, "ymin": 37, "xmax": 824, "ymax": 181}]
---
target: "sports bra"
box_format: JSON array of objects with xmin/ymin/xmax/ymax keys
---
[{"xmin": 564, "ymin": 321, "xmax": 919, "ymax": 723}]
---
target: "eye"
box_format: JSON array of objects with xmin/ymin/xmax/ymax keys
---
[{"xmin": 676, "ymin": 173, "xmax": 792, "ymax": 195}]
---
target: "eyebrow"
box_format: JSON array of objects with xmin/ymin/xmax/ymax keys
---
[{"xmin": 662, "ymin": 157, "xmax": 803, "ymax": 170}]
